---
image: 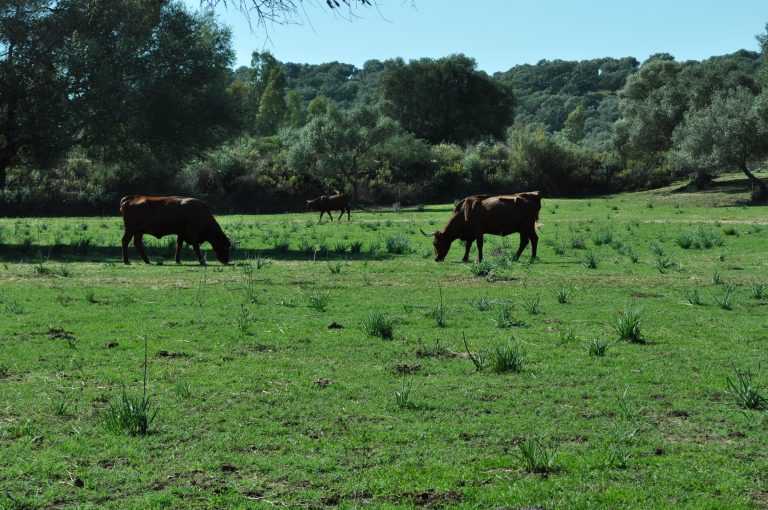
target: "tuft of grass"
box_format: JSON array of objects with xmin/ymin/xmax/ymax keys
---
[
  {"xmin": 522, "ymin": 296, "xmax": 541, "ymax": 315},
  {"xmin": 102, "ymin": 336, "xmax": 157, "ymax": 436},
  {"xmin": 426, "ymin": 283, "xmax": 449, "ymax": 328},
  {"xmin": 555, "ymin": 286, "xmax": 572, "ymax": 304},
  {"xmin": 463, "ymin": 333, "xmax": 488, "ymax": 372},
  {"xmin": 471, "ymin": 293, "xmax": 493, "ymax": 311},
  {"xmin": 236, "ymin": 304, "xmax": 253, "ymax": 335},
  {"xmin": 675, "ymin": 231, "xmax": 694, "ymax": 249},
  {"xmin": 580, "ymin": 250, "xmax": 601, "ymax": 269},
  {"xmin": 327, "ymin": 260, "xmax": 344, "ymax": 274},
  {"xmin": 49, "ymin": 388, "xmax": 77, "ymax": 417},
  {"xmin": 174, "ymin": 380, "xmax": 192, "ymax": 399},
  {"xmin": 559, "ymin": 328, "xmax": 577, "ymax": 344},
  {"xmin": 713, "ymin": 287, "xmax": 736, "ymax": 310},
  {"xmin": 468, "ymin": 260, "xmax": 495, "ymax": 279},
  {"xmin": 682, "ymin": 288, "xmax": 703, "ymax": 306},
  {"xmin": 271, "ymin": 235, "xmax": 290, "ymax": 253},
  {"xmin": 492, "ymin": 303, "xmax": 523, "ymax": 329},
  {"xmin": 103, "ymin": 389, "xmax": 157, "ymax": 436},
  {"xmin": 84, "ymin": 289, "xmax": 97, "ymax": 304},
  {"xmin": 384, "ymin": 233, "xmax": 410, "ymax": 254},
  {"xmin": 712, "ymin": 271, "xmax": 724, "ymax": 285},
  {"xmin": 394, "ymin": 375, "xmax": 423, "ymax": 410},
  {"xmin": 518, "ymin": 438, "xmax": 559, "ymax": 474},
  {"xmin": 349, "ymin": 240, "xmax": 363, "ymax": 254},
  {"xmin": 722, "ymin": 226, "xmax": 739, "ymax": 236},
  {"xmin": 749, "ymin": 282, "xmax": 767, "ymax": 300},
  {"xmin": 649, "ymin": 239, "xmax": 665, "ymax": 256},
  {"xmin": 491, "ymin": 339, "xmax": 525, "ymax": 374},
  {"xmin": 360, "ymin": 311, "xmax": 395, "ymax": 340},
  {"xmin": 592, "ymin": 228, "xmax": 613, "ymax": 246},
  {"xmin": 654, "ymin": 253, "xmax": 676, "ymax": 273},
  {"xmin": 726, "ymin": 368, "xmax": 766, "ymax": 411},
  {"xmin": 588, "ymin": 337, "xmax": 609, "ymax": 357},
  {"xmin": 617, "ymin": 388, "xmax": 644, "ymax": 421},
  {"xmin": 569, "ymin": 234, "xmax": 586, "ymax": 250},
  {"xmin": 612, "ymin": 306, "xmax": 644, "ymax": 344},
  {"xmin": 307, "ymin": 290, "xmax": 330, "ymax": 312}
]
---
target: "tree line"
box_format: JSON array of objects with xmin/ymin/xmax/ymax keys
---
[{"xmin": 2, "ymin": 2, "xmax": 767, "ymax": 214}]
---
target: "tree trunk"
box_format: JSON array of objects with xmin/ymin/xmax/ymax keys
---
[{"xmin": 740, "ymin": 161, "xmax": 768, "ymax": 201}]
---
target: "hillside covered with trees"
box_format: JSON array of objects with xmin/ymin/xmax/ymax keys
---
[{"xmin": 2, "ymin": 1, "xmax": 768, "ymax": 214}]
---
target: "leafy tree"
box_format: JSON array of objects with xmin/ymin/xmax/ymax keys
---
[
  {"xmin": 305, "ymin": 95, "xmax": 330, "ymax": 123},
  {"xmin": 287, "ymin": 104, "xmax": 401, "ymax": 199},
  {"xmin": 670, "ymin": 88, "xmax": 768, "ymax": 199},
  {"xmin": 561, "ymin": 100, "xmax": 587, "ymax": 143},
  {"xmin": 378, "ymin": 54, "xmax": 515, "ymax": 145},
  {"xmin": 0, "ymin": 1, "xmax": 235, "ymax": 189},
  {"xmin": 285, "ymin": 90, "xmax": 303, "ymax": 127},
  {"xmin": 255, "ymin": 65, "xmax": 287, "ymax": 134}
]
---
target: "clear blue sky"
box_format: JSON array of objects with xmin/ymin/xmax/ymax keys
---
[{"xmin": 185, "ymin": 1, "xmax": 768, "ymax": 73}]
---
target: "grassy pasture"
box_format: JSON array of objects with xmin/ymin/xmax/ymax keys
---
[{"xmin": 1, "ymin": 179, "xmax": 768, "ymax": 508}]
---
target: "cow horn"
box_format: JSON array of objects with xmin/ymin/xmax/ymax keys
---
[{"xmin": 419, "ymin": 228, "xmax": 437, "ymax": 237}]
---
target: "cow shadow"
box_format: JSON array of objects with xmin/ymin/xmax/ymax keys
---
[{"xmin": 0, "ymin": 243, "xmax": 396, "ymax": 264}]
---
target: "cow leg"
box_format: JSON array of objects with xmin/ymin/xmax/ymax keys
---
[
  {"xmin": 462, "ymin": 239, "xmax": 473, "ymax": 263},
  {"xmin": 122, "ymin": 231, "xmax": 132, "ymax": 264},
  {"xmin": 318, "ymin": 211, "xmax": 325, "ymax": 222},
  {"xmin": 529, "ymin": 229, "xmax": 539, "ymax": 260},
  {"xmin": 175, "ymin": 235, "xmax": 183, "ymax": 264},
  {"xmin": 476, "ymin": 235, "xmax": 484, "ymax": 263},
  {"xmin": 513, "ymin": 233, "xmax": 530, "ymax": 262},
  {"xmin": 192, "ymin": 244, "xmax": 206, "ymax": 266},
  {"xmin": 346, "ymin": 207, "xmax": 351, "ymax": 221},
  {"xmin": 133, "ymin": 234, "xmax": 150, "ymax": 264}
]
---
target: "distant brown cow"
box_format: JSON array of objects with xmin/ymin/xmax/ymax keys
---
[
  {"xmin": 306, "ymin": 191, "xmax": 351, "ymax": 222},
  {"xmin": 120, "ymin": 195, "xmax": 231, "ymax": 265},
  {"xmin": 420, "ymin": 191, "xmax": 542, "ymax": 263}
]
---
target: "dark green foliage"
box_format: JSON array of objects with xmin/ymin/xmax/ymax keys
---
[{"xmin": 379, "ymin": 55, "xmax": 515, "ymax": 145}]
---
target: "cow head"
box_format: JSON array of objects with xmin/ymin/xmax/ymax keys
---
[
  {"xmin": 211, "ymin": 234, "xmax": 231, "ymax": 264},
  {"xmin": 420, "ymin": 228, "xmax": 452, "ymax": 262}
]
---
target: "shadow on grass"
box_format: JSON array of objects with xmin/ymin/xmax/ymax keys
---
[{"xmin": 0, "ymin": 243, "xmax": 397, "ymax": 264}]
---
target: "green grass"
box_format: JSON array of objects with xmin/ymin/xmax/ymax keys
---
[{"xmin": 1, "ymin": 180, "xmax": 768, "ymax": 508}]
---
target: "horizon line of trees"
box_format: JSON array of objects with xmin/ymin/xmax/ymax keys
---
[{"xmin": 2, "ymin": 2, "xmax": 768, "ymax": 215}]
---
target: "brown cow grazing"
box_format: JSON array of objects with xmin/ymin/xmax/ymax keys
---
[
  {"xmin": 306, "ymin": 191, "xmax": 352, "ymax": 222},
  {"xmin": 120, "ymin": 195, "xmax": 231, "ymax": 265},
  {"xmin": 420, "ymin": 191, "xmax": 542, "ymax": 263}
]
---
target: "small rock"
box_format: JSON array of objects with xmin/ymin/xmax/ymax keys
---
[{"xmin": 327, "ymin": 322, "xmax": 344, "ymax": 329}]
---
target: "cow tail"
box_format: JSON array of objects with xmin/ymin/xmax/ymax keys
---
[{"xmin": 119, "ymin": 195, "xmax": 135, "ymax": 216}]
